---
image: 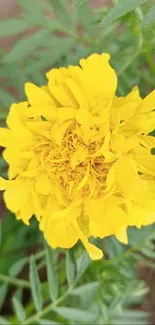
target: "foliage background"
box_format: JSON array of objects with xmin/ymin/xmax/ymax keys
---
[{"xmin": 0, "ymin": 0, "xmax": 155, "ymax": 324}]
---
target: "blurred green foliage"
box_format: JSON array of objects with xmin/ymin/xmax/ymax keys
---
[{"xmin": 0, "ymin": 0, "xmax": 155, "ymax": 324}]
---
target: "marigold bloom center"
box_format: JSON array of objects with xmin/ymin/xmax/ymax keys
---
[{"xmin": 39, "ymin": 121, "xmax": 109, "ymax": 200}]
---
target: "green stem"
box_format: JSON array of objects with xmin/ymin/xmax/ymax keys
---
[
  {"xmin": 21, "ymin": 286, "xmax": 74, "ymax": 325},
  {"xmin": 0, "ymin": 274, "xmax": 30, "ymax": 288}
]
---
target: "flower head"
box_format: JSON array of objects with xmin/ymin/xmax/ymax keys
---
[{"xmin": 0, "ymin": 53, "xmax": 155, "ymax": 259}]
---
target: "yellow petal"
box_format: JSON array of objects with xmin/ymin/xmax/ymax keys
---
[
  {"xmin": 35, "ymin": 172, "xmax": 51, "ymax": 195},
  {"xmin": 0, "ymin": 176, "xmax": 11, "ymax": 190},
  {"xmin": 49, "ymin": 85, "xmax": 77, "ymax": 108},
  {"xmin": 84, "ymin": 242, "xmax": 103, "ymax": 260},
  {"xmin": 134, "ymin": 154, "xmax": 155, "ymax": 176},
  {"xmin": 4, "ymin": 186, "xmax": 21, "ymax": 213},
  {"xmin": 51, "ymin": 121, "xmax": 70, "ymax": 146},
  {"xmin": 138, "ymin": 90, "xmax": 155, "ymax": 112},
  {"xmin": 76, "ymin": 108, "xmax": 93, "ymax": 125},
  {"xmin": 80, "ymin": 53, "xmax": 117, "ymax": 101},
  {"xmin": 115, "ymin": 226, "xmax": 128, "ymax": 244},
  {"xmin": 57, "ymin": 107, "xmax": 76, "ymax": 124},
  {"xmin": 26, "ymin": 105, "xmax": 57, "ymax": 120},
  {"xmin": 65, "ymin": 78, "xmax": 89, "ymax": 109},
  {"xmin": 115, "ymin": 156, "xmax": 142, "ymax": 197},
  {"xmin": 0, "ymin": 128, "xmax": 11, "ymax": 147},
  {"xmin": 25, "ymin": 83, "xmax": 55, "ymax": 106},
  {"xmin": 71, "ymin": 147, "xmax": 88, "ymax": 169},
  {"xmin": 84, "ymin": 198, "xmax": 105, "ymax": 220},
  {"xmin": 138, "ymin": 135, "xmax": 155, "ymax": 149},
  {"xmin": 7, "ymin": 102, "xmax": 34, "ymax": 140}
]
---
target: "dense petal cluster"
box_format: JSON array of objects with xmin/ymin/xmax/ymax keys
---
[{"xmin": 0, "ymin": 53, "xmax": 155, "ymax": 259}]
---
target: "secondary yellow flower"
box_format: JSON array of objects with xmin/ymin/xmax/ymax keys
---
[{"xmin": 0, "ymin": 53, "xmax": 155, "ymax": 259}]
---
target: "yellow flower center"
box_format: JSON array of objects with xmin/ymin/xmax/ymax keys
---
[{"xmin": 40, "ymin": 121, "xmax": 111, "ymax": 199}]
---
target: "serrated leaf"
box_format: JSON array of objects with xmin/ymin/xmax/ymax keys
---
[
  {"xmin": 9, "ymin": 257, "xmax": 27, "ymax": 277},
  {"xmin": 0, "ymin": 317, "xmax": 11, "ymax": 325},
  {"xmin": 66, "ymin": 249, "xmax": 76, "ymax": 286},
  {"xmin": 3, "ymin": 30, "xmax": 50, "ymax": 63},
  {"xmin": 45, "ymin": 247, "xmax": 59, "ymax": 301},
  {"xmin": 12, "ymin": 296, "xmax": 26, "ymax": 322},
  {"xmin": 71, "ymin": 282, "xmax": 100, "ymax": 296},
  {"xmin": 140, "ymin": 5, "xmax": 155, "ymax": 29},
  {"xmin": 51, "ymin": 0, "xmax": 71, "ymax": 28},
  {"xmin": 100, "ymin": 0, "xmax": 146, "ymax": 26},
  {"xmin": 0, "ymin": 20, "xmax": 31, "ymax": 37},
  {"xmin": 55, "ymin": 307, "xmax": 97, "ymax": 322},
  {"xmin": 29, "ymin": 255, "xmax": 43, "ymax": 312},
  {"xmin": 0, "ymin": 284, "xmax": 8, "ymax": 310}
]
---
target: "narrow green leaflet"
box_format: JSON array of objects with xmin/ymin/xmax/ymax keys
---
[
  {"xmin": 77, "ymin": 1, "xmax": 93, "ymax": 28},
  {"xmin": 71, "ymin": 282, "xmax": 100, "ymax": 296},
  {"xmin": 3, "ymin": 30, "xmax": 50, "ymax": 63},
  {"xmin": 55, "ymin": 307, "xmax": 97, "ymax": 322},
  {"xmin": 29, "ymin": 255, "xmax": 43, "ymax": 312},
  {"xmin": 76, "ymin": 251, "xmax": 91, "ymax": 281},
  {"xmin": 0, "ymin": 20, "xmax": 32, "ymax": 37},
  {"xmin": 45, "ymin": 247, "xmax": 59, "ymax": 301},
  {"xmin": 0, "ymin": 317, "xmax": 11, "ymax": 325},
  {"xmin": 50, "ymin": 0, "xmax": 71, "ymax": 28},
  {"xmin": 26, "ymin": 37, "xmax": 75, "ymax": 73},
  {"xmin": 99, "ymin": 0, "xmax": 147, "ymax": 26},
  {"xmin": 0, "ymin": 284, "xmax": 8, "ymax": 310},
  {"xmin": 9, "ymin": 258, "xmax": 27, "ymax": 277},
  {"xmin": 39, "ymin": 320, "xmax": 60, "ymax": 325},
  {"xmin": 17, "ymin": 0, "xmax": 47, "ymax": 25},
  {"xmin": 66, "ymin": 249, "xmax": 76, "ymax": 286},
  {"xmin": 140, "ymin": 5, "xmax": 155, "ymax": 29},
  {"xmin": 12, "ymin": 296, "xmax": 26, "ymax": 322}
]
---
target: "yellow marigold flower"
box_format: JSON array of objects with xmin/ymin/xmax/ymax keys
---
[{"xmin": 0, "ymin": 53, "xmax": 155, "ymax": 260}]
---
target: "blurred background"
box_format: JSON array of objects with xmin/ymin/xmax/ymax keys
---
[{"xmin": 0, "ymin": 0, "xmax": 155, "ymax": 324}]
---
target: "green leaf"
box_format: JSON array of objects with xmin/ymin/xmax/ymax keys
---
[
  {"xmin": 74, "ymin": 0, "xmax": 88, "ymax": 6},
  {"xmin": 0, "ymin": 317, "xmax": 11, "ymax": 325},
  {"xmin": 66, "ymin": 249, "xmax": 76, "ymax": 286},
  {"xmin": 140, "ymin": 5, "xmax": 155, "ymax": 29},
  {"xmin": 3, "ymin": 30, "xmax": 50, "ymax": 63},
  {"xmin": 39, "ymin": 320, "xmax": 60, "ymax": 325},
  {"xmin": 71, "ymin": 282, "xmax": 100, "ymax": 296},
  {"xmin": 26, "ymin": 37, "xmax": 75, "ymax": 73},
  {"xmin": 76, "ymin": 251, "xmax": 91, "ymax": 281},
  {"xmin": 77, "ymin": 1, "xmax": 93, "ymax": 28},
  {"xmin": 55, "ymin": 307, "xmax": 97, "ymax": 322},
  {"xmin": 50, "ymin": 0, "xmax": 71, "ymax": 28},
  {"xmin": 45, "ymin": 247, "xmax": 59, "ymax": 301},
  {"xmin": 12, "ymin": 296, "xmax": 26, "ymax": 322},
  {"xmin": 0, "ymin": 89, "xmax": 16, "ymax": 109},
  {"xmin": 0, "ymin": 284, "xmax": 8, "ymax": 310},
  {"xmin": 29, "ymin": 255, "xmax": 43, "ymax": 312},
  {"xmin": 0, "ymin": 20, "xmax": 31, "ymax": 37},
  {"xmin": 9, "ymin": 257, "xmax": 27, "ymax": 277},
  {"xmin": 99, "ymin": 0, "xmax": 146, "ymax": 26},
  {"xmin": 18, "ymin": 0, "xmax": 47, "ymax": 25}
]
